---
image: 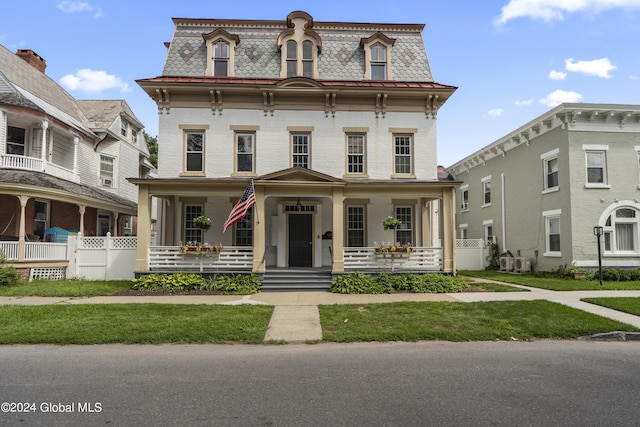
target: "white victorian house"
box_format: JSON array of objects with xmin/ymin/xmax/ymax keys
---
[{"xmin": 133, "ymin": 11, "xmax": 459, "ymax": 287}]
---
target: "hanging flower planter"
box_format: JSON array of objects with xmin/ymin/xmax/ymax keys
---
[
  {"xmin": 382, "ymin": 216, "xmax": 401, "ymax": 230},
  {"xmin": 192, "ymin": 215, "xmax": 212, "ymax": 231}
]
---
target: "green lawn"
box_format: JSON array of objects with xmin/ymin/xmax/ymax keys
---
[
  {"xmin": 459, "ymin": 270, "xmax": 640, "ymax": 291},
  {"xmin": 0, "ymin": 279, "xmax": 133, "ymax": 297},
  {"xmin": 0, "ymin": 304, "xmax": 273, "ymax": 344},
  {"xmin": 582, "ymin": 297, "xmax": 640, "ymax": 316},
  {"xmin": 465, "ymin": 281, "xmax": 527, "ymax": 292},
  {"xmin": 319, "ymin": 300, "xmax": 640, "ymax": 342}
]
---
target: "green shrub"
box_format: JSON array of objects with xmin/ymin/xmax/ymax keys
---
[
  {"xmin": 201, "ymin": 274, "xmax": 261, "ymax": 295},
  {"xmin": 132, "ymin": 273, "xmax": 204, "ymax": 292},
  {"xmin": 375, "ymin": 271, "xmax": 408, "ymax": 291},
  {"xmin": 0, "ymin": 251, "xmax": 20, "ymax": 287},
  {"xmin": 331, "ymin": 272, "xmax": 391, "ymax": 294},
  {"xmin": 534, "ymin": 264, "xmax": 573, "ymax": 279},
  {"xmin": 601, "ymin": 268, "xmax": 620, "ymax": 282},
  {"xmin": 408, "ymin": 274, "xmax": 468, "ymax": 293}
]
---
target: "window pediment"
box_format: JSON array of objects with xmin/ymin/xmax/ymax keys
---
[
  {"xmin": 203, "ymin": 29, "xmax": 239, "ymax": 77},
  {"xmin": 277, "ymin": 11, "xmax": 321, "ymax": 79}
]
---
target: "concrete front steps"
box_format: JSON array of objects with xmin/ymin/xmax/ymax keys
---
[{"xmin": 261, "ymin": 268, "xmax": 333, "ymax": 291}]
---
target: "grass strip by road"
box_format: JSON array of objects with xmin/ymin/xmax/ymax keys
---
[
  {"xmin": 0, "ymin": 304, "xmax": 273, "ymax": 345},
  {"xmin": 0, "ymin": 279, "xmax": 132, "ymax": 297},
  {"xmin": 582, "ymin": 297, "xmax": 640, "ymax": 316},
  {"xmin": 460, "ymin": 270, "xmax": 640, "ymax": 291},
  {"xmin": 319, "ymin": 300, "xmax": 640, "ymax": 342}
]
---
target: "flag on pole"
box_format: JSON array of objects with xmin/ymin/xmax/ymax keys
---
[{"xmin": 223, "ymin": 180, "xmax": 256, "ymax": 233}]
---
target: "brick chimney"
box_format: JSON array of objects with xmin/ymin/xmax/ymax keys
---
[{"xmin": 16, "ymin": 49, "xmax": 47, "ymax": 73}]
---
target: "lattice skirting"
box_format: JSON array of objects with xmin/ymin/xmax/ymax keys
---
[{"xmin": 30, "ymin": 267, "xmax": 67, "ymax": 281}]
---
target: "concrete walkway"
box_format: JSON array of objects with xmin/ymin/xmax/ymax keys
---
[{"xmin": 2, "ymin": 278, "xmax": 640, "ymax": 343}]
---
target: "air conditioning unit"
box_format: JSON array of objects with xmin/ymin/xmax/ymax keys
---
[
  {"xmin": 499, "ymin": 256, "xmax": 513, "ymax": 272},
  {"xmin": 101, "ymin": 178, "xmax": 113, "ymax": 187},
  {"xmin": 513, "ymin": 257, "xmax": 530, "ymax": 273}
]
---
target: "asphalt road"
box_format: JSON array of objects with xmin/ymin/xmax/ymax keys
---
[{"xmin": 1, "ymin": 341, "xmax": 639, "ymax": 426}]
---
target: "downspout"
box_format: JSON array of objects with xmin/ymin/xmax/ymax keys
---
[{"xmin": 501, "ymin": 173, "xmax": 506, "ymax": 251}]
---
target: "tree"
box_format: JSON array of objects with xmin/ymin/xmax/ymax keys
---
[{"xmin": 144, "ymin": 131, "xmax": 158, "ymax": 168}]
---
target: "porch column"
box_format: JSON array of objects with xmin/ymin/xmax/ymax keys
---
[
  {"xmin": 40, "ymin": 120, "xmax": 49, "ymax": 160},
  {"xmin": 78, "ymin": 205, "xmax": 86, "ymax": 235},
  {"xmin": 113, "ymin": 212, "xmax": 119, "ymax": 236},
  {"xmin": 135, "ymin": 184, "xmax": 151, "ymax": 271},
  {"xmin": 421, "ymin": 198, "xmax": 431, "ymax": 247},
  {"xmin": 17, "ymin": 195, "xmax": 30, "ymax": 262},
  {"xmin": 331, "ymin": 186, "xmax": 344, "ymax": 273},
  {"xmin": 252, "ymin": 185, "xmax": 266, "ymax": 273},
  {"xmin": 441, "ymin": 187, "xmax": 456, "ymax": 274},
  {"xmin": 164, "ymin": 197, "xmax": 175, "ymax": 245}
]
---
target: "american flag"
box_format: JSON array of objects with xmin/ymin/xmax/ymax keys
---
[{"xmin": 223, "ymin": 181, "xmax": 256, "ymax": 233}]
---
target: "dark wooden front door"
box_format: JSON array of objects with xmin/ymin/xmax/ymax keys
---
[{"xmin": 288, "ymin": 214, "xmax": 312, "ymax": 267}]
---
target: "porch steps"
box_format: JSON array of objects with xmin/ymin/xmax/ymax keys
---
[{"xmin": 261, "ymin": 268, "xmax": 333, "ymax": 291}]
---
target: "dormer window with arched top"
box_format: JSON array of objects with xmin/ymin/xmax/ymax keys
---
[
  {"xmin": 203, "ymin": 29, "xmax": 240, "ymax": 77},
  {"xmin": 360, "ymin": 32, "xmax": 396, "ymax": 80},
  {"xmin": 278, "ymin": 11, "xmax": 322, "ymax": 79}
]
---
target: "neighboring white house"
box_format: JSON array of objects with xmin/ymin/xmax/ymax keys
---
[
  {"xmin": 132, "ymin": 11, "xmax": 459, "ymax": 281},
  {"xmin": 0, "ymin": 45, "xmax": 150, "ymax": 276},
  {"xmin": 448, "ymin": 103, "xmax": 640, "ymax": 272}
]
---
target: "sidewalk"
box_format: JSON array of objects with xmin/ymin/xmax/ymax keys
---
[{"xmin": 2, "ymin": 279, "xmax": 640, "ymax": 343}]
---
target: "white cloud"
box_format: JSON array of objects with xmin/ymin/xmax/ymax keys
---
[
  {"xmin": 495, "ymin": 0, "xmax": 640, "ymax": 25},
  {"xmin": 56, "ymin": 1, "xmax": 103, "ymax": 19},
  {"xmin": 515, "ymin": 98, "xmax": 534, "ymax": 106},
  {"xmin": 488, "ymin": 108, "xmax": 504, "ymax": 117},
  {"xmin": 60, "ymin": 69, "xmax": 130, "ymax": 94},
  {"xmin": 548, "ymin": 70, "xmax": 567, "ymax": 80},
  {"xmin": 539, "ymin": 89, "xmax": 583, "ymax": 107},
  {"xmin": 565, "ymin": 57, "xmax": 616, "ymax": 78}
]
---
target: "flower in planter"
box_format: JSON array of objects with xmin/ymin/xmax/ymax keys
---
[
  {"xmin": 180, "ymin": 241, "xmax": 223, "ymax": 254},
  {"xmin": 192, "ymin": 215, "xmax": 213, "ymax": 231},
  {"xmin": 382, "ymin": 216, "xmax": 401, "ymax": 230},
  {"xmin": 374, "ymin": 241, "xmax": 412, "ymax": 253}
]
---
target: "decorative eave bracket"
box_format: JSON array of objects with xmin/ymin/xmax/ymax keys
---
[
  {"xmin": 325, "ymin": 93, "xmax": 336, "ymax": 117},
  {"xmin": 375, "ymin": 93, "xmax": 388, "ymax": 118},
  {"xmin": 425, "ymin": 94, "xmax": 441, "ymax": 119},
  {"xmin": 263, "ymin": 91, "xmax": 275, "ymax": 116},
  {"xmin": 154, "ymin": 88, "xmax": 171, "ymax": 114},
  {"xmin": 210, "ymin": 89, "xmax": 223, "ymax": 115}
]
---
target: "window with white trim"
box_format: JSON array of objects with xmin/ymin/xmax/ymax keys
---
[
  {"xmin": 121, "ymin": 119, "xmax": 128, "ymax": 137},
  {"xmin": 302, "ymin": 41, "xmax": 314, "ymax": 78},
  {"xmin": 346, "ymin": 205, "xmax": 365, "ymax": 247},
  {"xmin": 99, "ymin": 155, "xmax": 115, "ymax": 187},
  {"xmin": 394, "ymin": 134, "xmax": 412, "ymax": 175},
  {"xmin": 235, "ymin": 208, "xmax": 253, "ymax": 246},
  {"xmin": 481, "ymin": 176, "xmax": 491, "ymax": 207},
  {"xmin": 360, "ymin": 33, "xmax": 395, "ymax": 80},
  {"xmin": 236, "ymin": 132, "xmax": 255, "ymax": 173},
  {"xmin": 460, "ymin": 184, "xmax": 469, "ymax": 211},
  {"xmin": 184, "ymin": 205, "xmax": 203, "ymax": 243},
  {"xmin": 583, "ymin": 145, "xmax": 609, "ymax": 187},
  {"xmin": 394, "ymin": 205, "xmax": 413, "ymax": 245},
  {"xmin": 7, "ymin": 126, "xmax": 26, "ymax": 155},
  {"xmin": 286, "ymin": 40, "xmax": 297, "ymax": 78},
  {"xmin": 34, "ymin": 200, "xmax": 49, "ymax": 240},
  {"xmin": 636, "ymin": 146, "xmax": 640, "ymax": 187},
  {"xmin": 603, "ymin": 207, "xmax": 639, "ymax": 254},
  {"xmin": 370, "ymin": 43, "xmax": 387, "ymax": 80},
  {"xmin": 541, "ymin": 148, "xmax": 559, "ymax": 192},
  {"xmin": 484, "ymin": 220, "xmax": 494, "ymax": 245},
  {"xmin": 459, "ymin": 224, "xmax": 468, "ymax": 239},
  {"xmin": 543, "ymin": 209, "xmax": 561, "ymax": 256},
  {"xmin": 184, "ymin": 131, "xmax": 205, "ymax": 173},
  {"xmin": 346, "ymin": 134, "xmax": 366, "ymax": 175},
  {"xmin": 291, "ymin": 133, "xmax": 310, "ymax": 168}
]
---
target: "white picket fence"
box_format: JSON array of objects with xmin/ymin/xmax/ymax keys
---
[
  {"xmin": 67, "ymin": 234, "xmax": 137, "ymax": 280},
  {"xmin": 456, "ymin": 239, "xmax": 489, "ymax": 270}
]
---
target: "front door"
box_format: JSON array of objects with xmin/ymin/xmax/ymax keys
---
[{"xmin": 288, "ymin": 214, "xmax": 312, "ymax": 267}]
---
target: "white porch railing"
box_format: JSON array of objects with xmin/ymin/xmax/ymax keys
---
[
  {"xmin": 0, "ymin": 242, "xmax": 67, "ymax": 261},
  {"xmin": 343, "ymin": 247, "xmax": 443, "ymax": 271},
  {"xmin": 149, "ymin": 246, "xmax": 254, "ymax": 272},
  {"xmin": 1, "ymin": 154, "xmax": 79, "ymax": 183}
]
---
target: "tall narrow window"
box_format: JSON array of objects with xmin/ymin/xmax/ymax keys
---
[
  {"xmin": 541, "ymin": 148, "xmax": 559, "ymax": 192},
  {"xmin": 185, "ymin": 132, "xmax": 204, "ymax": 172},
  {"xmin": 543, "ymin": 210, "xmax": 561, "ymax": 256},
  {"xmin": 213, "ymin": 40, "xmax": 229, "ymax": 76},
  {"xmin": 347, "ymin": 134, "xmax": 365, "ymax": 174},
  {"xmin": 236, "ymin": 133, "xmax": 254, "ymax": 173},
  {"xmin": 347, "ymin": 206, "xmax": 365, "ymax": 247},
  {"xmin": 184, "ymin": 205, "xmax": 203, "ymax": 243},
  {"xmin": 292, "ymin": 133, "xmax": 310, "ymax": 168},
  {"xmin": 235, "ymin": 208, "xmax": 253, "ymax": 246},
  {"xmin": 7, "ymin": 126, "xmax": 26, "ymax": 155},
  {"xmin": 286, "ymin": 40, "xmax": 297, "ymax": 78},
  {"xmin": 586, "ymin": 151, "xmax": 607, "ymax": 185},
  {"xmin": 121, "ymin": 119, "xmax": 128, "ymax": 137},
  {"xmin": 33, "ymin": 200, "xmax": 49, "ymax": 240},
  {"xmin": 370, "ymin": 44, "xmax": 387, "ymax": 80},
  {"xmin": 100, "ymin": 155, "xmax": 115, "ymax": 187},
  {"xmin": 482, "ymin": 177, "xmax": 491, "ymax": 206},
  {"xmin": 395, "ymin": 206, "xmax": 413, "ymax": 245},
  {"xmin": 394, "ymin": 135, "xmax": 412, "ymax": 175},
  {"xmin": 302, "ymin": 41, "xmax": 313, "ymax": 78},
  {"xmin": 460, "ymin": 185, "xmax": 469, "ymax": 210}
]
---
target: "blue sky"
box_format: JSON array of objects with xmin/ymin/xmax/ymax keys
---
[{"xmin": 2, "ymin": 0, "xmax": 639, "ymax": 167}]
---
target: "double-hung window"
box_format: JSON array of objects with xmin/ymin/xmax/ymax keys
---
[
  {"xmin": 394, "ymin": 205, "xmax": 413, "ymax": 245},
  {"xmin": 394, "ymin": 134, "xmax": 412, "ymax": 175},
  {"xmin": 213, "ymin": 40, "xmax": 229, "ymax": 76},
  {"xmin": 291, "ymin": 133, "xmax": 310, "ymax": 168},
  {"xmin": 7, "ymin": 126, "xmax": 26, "ymax": 155},
  {"xmin": 236, "ymin": 132, "xmax": 255, "ymax": 173},
  {"xmin": 370, "ymin": 44, "xmax": 387, "ymax": 80},
  {"xmin": 185, "ymin": 131, "xmax": 205, "ymax": 173},
  {"xmin": 603, "ymin": 207, "xmax": 639, "ymax": 254},
  {"xmin": 543, "ymin": 209, "xmax": 561, "ymax": 257},
  {"xmin": 184, "ymin": 205, "xmax": 203, "ymax": 243},
  {"xmin": 302, "ymin": 41, "xmax": 313, "ymax": 78},
  {"xmin": 541, "ymin": 148, "xmax": 559, "ymax": 192},
  {"xmin": 286, "ymin": 40, "xmax": 297, "ymax": 78},
  {"xmin": 346, "ymin": 205, "xmax": 366, "ymax": 247},
  {"xmin": 347, "ymin": 134, "xmax": 366, "ymax": 175},
  {"xmin": 100, "ymin": 155, "xmax": 115, "ymax": 187},
  {"xmin": 460, "ymin": 185, "xmax": 469, "ymax": 211},
  {"xmin": 481, "ymin": 176, "xmax": 491, "ymax": 207},
  {"xmin": 121, "ymin": 119, "xmax": 128, "ymax": 137},
  {"xmin": 235, "ymin": 208, "xmax": 253, "ymax": 246},
  {"xmin": 583, "ymin": 145, "xmax": 609, "ymax": 187}
]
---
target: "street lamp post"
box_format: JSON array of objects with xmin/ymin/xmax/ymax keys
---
[{"xmin": 593, "ymin": 226, "xmax": 603, "ymax": 286}]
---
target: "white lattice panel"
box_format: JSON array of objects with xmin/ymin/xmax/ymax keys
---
[{"xmin": 30, "ymin": 267, "xmax": 66, "ymax": 281}]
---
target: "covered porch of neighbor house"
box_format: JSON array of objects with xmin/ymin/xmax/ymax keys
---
[{"xmin": 132, "ymin": 167, "xmax": 458, "ymax": 278}]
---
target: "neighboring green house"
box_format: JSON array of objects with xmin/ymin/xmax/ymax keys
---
[{"xmin": 448, "ymin": 103, "xmax": 640, "ymax": 272}]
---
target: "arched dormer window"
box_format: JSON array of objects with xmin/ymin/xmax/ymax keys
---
[
  {"xmin": 360, "ymin": 32, "xmax": 396, "ymax": 80},
  {"xmin": 278, "ymin": 11, "xmax": 322, "ymax": 79},
  {"xmin": 202, "ymin": 29, "xmax": 240, "ymax": 77}
]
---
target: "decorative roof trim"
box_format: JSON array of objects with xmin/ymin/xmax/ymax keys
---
[{"xmin": 202, "ymin": 28, "xmax": 240, "ymax": 44}]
